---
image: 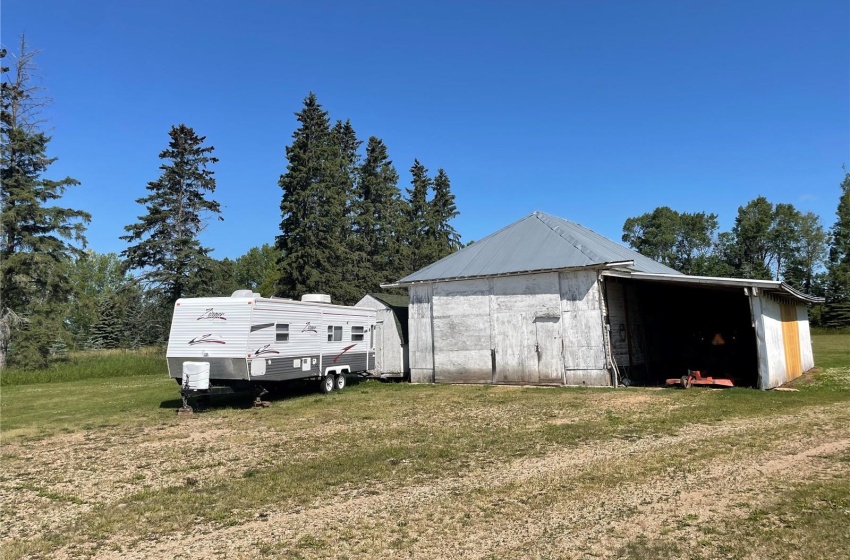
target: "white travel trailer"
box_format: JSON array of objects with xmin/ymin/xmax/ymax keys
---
[{"xmin": 166, "ymin": 291, "xmax": 376, "ymax": 394}]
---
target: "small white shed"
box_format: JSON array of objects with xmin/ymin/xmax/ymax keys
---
[
  {"xmin": 355, "ymin": 293, "xmax": 409, "ymax": 378},
  {"xmin": 390, "ymin": 211, "xmax": 821, "ymax": 389}
]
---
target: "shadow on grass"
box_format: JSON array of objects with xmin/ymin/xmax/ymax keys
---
[{"xmin": 158, "ymin": 376, "xmax": 368, "ymax": 412}]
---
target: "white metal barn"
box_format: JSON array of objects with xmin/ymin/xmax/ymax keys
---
[
  {"xmin": 391, "ymin": 211, "xmax": 821, "ymax": 389},
  {"xmin": 355, "ymin": 293, "xmax": 409, "ymax": 377}
]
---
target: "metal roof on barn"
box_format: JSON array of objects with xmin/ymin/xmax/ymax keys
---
[{"xmin": 397, "ymin": 211, "xmax": 681, "ymax": 284}]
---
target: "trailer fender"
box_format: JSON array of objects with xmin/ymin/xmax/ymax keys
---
[{"xmin": 323, "ymin": 366, "xmax": 350, "ymax": 377}]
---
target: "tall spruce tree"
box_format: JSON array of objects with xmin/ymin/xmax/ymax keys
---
[
  {"xmin": 354, "ymin": 137, "xmax": 405, "ymax": 287},
  {"xmin": 276, "ymin": 94, "xmax": 358, "ymax": 303},
  {"xmin": 0, "ymin": 38, "xmax": 90, "ymax": 368},
  {"xmin": 824, "ymin": 171, "xmax": 850, "ymax": 328},
  {"xmin": 405, "ymin": 159, "xmax": 433, "ymax": 271},
  {"xmin": 330, "ymin": 119, "xmax": 369, "ymax": 304},
  {"xmin": 429, "ymin": 168, "xmax": 461, "ymax": 260},
  {"xmin": 121, "ymin": 125, "xmax": 222, "ymax": 306}
]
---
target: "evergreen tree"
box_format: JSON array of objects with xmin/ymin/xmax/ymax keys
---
[
  {"xmin": 66, "ymin": 251, "xmax": 132, "ymax": 348},
  {"xmin": 405, "ymin": 159, "xmax": 433, "ymax": 271},
  {"xmin": 330, "ymin": 119, "xmax": 368, "ymax": 304},
  {"xmin": 824, "ymin": 171, "xmax": 850, "ymax": 328},
  {"xmin": 89, "ymin": 295, "xmax": 121, "ymax": 349},
  {"xmin": 429, "ymin": 168, "xmax": 461, "ymax": 260},
  {"xmin": 0, "ymin": 38, "xmax": 90, "ymax": 368},
  {"xmin": 276, "ymin": 94, "xmax": 361, "ymax": 304},
  {"xmin": 354, "ymin": 137, "xmax": 405, "ymax": 288},
  {"xmin": 121, "ymin": 124, "xmax": 222, "ymax": 305}
]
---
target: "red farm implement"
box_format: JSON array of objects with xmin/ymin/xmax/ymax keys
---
[{"xmin": 665, "ymin": 369, "xmax": 734, "ymax": 389}]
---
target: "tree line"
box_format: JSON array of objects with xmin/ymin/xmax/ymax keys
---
[
  {"xmin": 0, "ymin": 41, "xmax": 460, "ymax": 368},
  {"xmin": 2, "ymin": 38, "xmax": 849, "ymax": 369},
  {"xmin": 621, "ymin": 184, "xmax": 850, "ymax": 328}
]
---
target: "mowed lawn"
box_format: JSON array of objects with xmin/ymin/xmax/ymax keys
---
[{"xmin": 1, "ymin": 336, "xmax": 848, "ymax": 559}]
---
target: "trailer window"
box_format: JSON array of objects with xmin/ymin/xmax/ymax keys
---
[
  {"xmin": 351, "ymin": 326, "xmax": 364, "ymax": 341},
  {"xmin": 276, "ymin": 323, "xmax": 289, "ymax": 342},
  {"xmin": 327, "ymin": 326, "xmax": 342, "ymax": 342}
]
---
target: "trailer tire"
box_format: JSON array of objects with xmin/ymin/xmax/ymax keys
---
[
  {"xmin": 319, "ymin": 374, "xmax": 335, "ymax": 394},
  {"xmin": 681, "ymin": 375, "xmax": 691, "ymax": 389},
  {"xmin": 335, "ymin": 373, "xmax": 346, "ymax": 391}
]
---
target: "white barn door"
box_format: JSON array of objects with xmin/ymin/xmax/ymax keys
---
[
  {"xmin": 493, "ymin": 312, "xmax": 538, "ymax": 384},
  {"xmin": 534, "ymin": 316, "xmax": 563, "ymax": 383}
]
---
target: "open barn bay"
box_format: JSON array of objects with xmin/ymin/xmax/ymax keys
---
[{"xmin": 1, "ymin": 335, "xmax": 849, "ymax": 559}]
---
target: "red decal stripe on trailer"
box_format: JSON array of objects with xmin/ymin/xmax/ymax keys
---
[{"xmin": 332, "ymin": 344, "xmax": 356, "ymax": 363}]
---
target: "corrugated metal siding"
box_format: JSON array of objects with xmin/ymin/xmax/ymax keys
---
[
  {"xmin": 760, "ymin": 296, "xmax": 788, "ymax": 388},
  {"xmin": 780, "ymin": 303, "xmax": 803, "ymax": 379},
  {"xmin": 796, "ymin": 305, "xmax": 814, "ymax": 372}
]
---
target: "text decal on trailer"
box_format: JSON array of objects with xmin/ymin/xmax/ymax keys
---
[
  {"xmin": 302, "ymin": 321, "xmax": 318, "ymax": 334},
  {"xmin": 197, "ymin": 308, "xmax": 227, "ymax": 321},
  {"xmin": 188, "ymin": 334, "xmax": 226, "ymax": 345}
]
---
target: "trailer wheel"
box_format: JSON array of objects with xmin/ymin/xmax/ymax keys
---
[
  {"xmin": 334, "ymin": 373, "xmax": 346, "ymax": 391},
  {"xmin": 680, "ymin": 375, "xmax": 692, "ymax": 389},
  {"xmin": 319, "ymin": 374, "xmax": 335, "ymax": 393}
]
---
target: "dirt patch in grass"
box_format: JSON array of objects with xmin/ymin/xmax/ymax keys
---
[
  {"xmin": 3, "ymin": 368, "xmax": 849, "ymax": 560},
  {"xmin": 5, "ymin": 401, "xmax": 846, "ymax": 560}
]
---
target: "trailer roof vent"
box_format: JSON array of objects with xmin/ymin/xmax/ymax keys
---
[
  {"xmin": 301, "ymin": 294, "xmax": 331, "ymax": 304},
  {"xmin": 231, "ymin": 289, "xmax": 254, "ymax": 298}
]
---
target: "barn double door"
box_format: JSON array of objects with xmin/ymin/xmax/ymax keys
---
[{"xmin": 492, "ymin": 312, "xmax": 563, "ymax": 384}]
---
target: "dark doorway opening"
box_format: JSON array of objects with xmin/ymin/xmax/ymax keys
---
[{"xmin": 611, "ymin": 280, "xmax": 759, "ymax": 388}]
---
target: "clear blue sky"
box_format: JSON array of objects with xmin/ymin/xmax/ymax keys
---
[{"xmin": 3, "ymin": 1, "xmax": 849, "ymax": 260}]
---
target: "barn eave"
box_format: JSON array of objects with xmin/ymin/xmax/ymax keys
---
[{"xmin": 601, "ymin": 270, "xmax": 824, "ymax": 305}]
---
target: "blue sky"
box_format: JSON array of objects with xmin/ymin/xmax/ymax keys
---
[{"xmin": 3, "ymin": 1, "xmax": 848, "ymax": 260}]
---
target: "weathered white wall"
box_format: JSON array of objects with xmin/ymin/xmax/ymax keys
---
[
  {"xmin": 603, "ymin": 280, "xmax": 646, "ymax": 369},
  {"xmin": 406, "ymin": 269, "xmax": 610, "ymax": 386},
  {"xmin": 756, "ymin": 295, "xmax": 788, "ymax": 388},
  {"xmin": 355, "ymin": 296, "xmax": 406, "ymax": 374},
  {"xmin": 796, "ymin": 304, "xmax": 815, "ymax": 372},
  {"xmin": 433, "ymin": 279, "xmax": 493, "ymax": 383},
  {"xmin": 560, "ymin": 270, "xmax": 608, "ymax": 385},
  {"xmin": 409, "ymin": 285, "xmax": 434, "ymax": 383}
]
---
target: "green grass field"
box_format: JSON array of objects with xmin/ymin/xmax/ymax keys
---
[{"xmin": 1, "ymin": 335, "xmax": 848, "ymax": 559}]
